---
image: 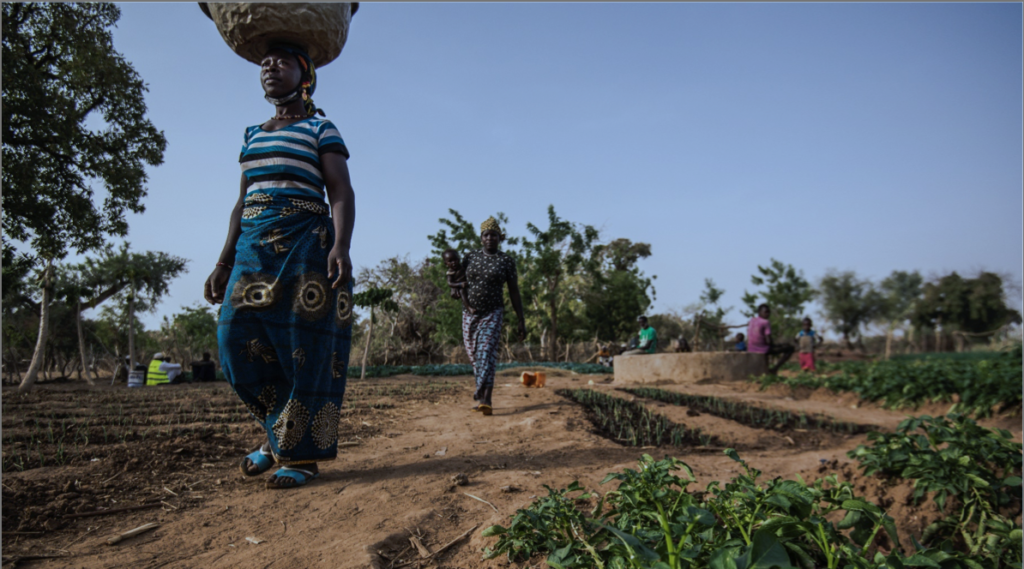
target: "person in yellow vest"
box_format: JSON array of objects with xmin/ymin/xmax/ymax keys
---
[{"xmin": 147, "ymin": 353, "xmax": 183, "ymax": 386}]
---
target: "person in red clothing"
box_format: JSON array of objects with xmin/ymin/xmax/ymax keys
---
[{"xmin": 746, "ymin": 304, "xmax": 794, "ymax": 374}]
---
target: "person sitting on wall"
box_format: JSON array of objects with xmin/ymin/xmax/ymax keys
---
[
  {"xmin": 147, "ymin": 353, "xmax": 183, "ymax": 386},
  {"xmin": 621, "ymin": 316, "xmax": 658, "ymax": 356},
  {"xmin": 733, "ymin": 333, "xmax": 747, "ymax": 352},
  {"xmin": 747, "ymin": 304, "xmax": 794, "ymax": 374},
  {"xmin": 191, "ymin": 352, "xmax": 217, "ymax": 382}
]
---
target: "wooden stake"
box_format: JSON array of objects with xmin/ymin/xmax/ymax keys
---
[{"xmin": 106, "ymin": 522, "xmax": 159, "ymax": 545}]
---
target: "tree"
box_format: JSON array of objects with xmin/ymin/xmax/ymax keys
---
[
  {"xmin": 876, "ymin": 270, "xmax": 924, "ymax": 358},
  {"xmin": 519, "ymin": 205, "xmax": 599, "ymax": 359},
  {"xmin": 3, "ymin": 3, "xmax": 166, "ymax": 391},
  {"xmin": 2, "ymin": 3, "xmax": 167, "ymax": 262},
  {"xmin": 913, "ymin": 271, "xmax": 1022, "ymax": 350},
  {"xmin": 741, "ymin": 259, "xmax": 815, "ymax": 344},
  {"xmin": 17, "ymin": 245, "xmax": 187, "ymax": 392},
  {"xmin": 580, "ymin": 239, "xmax": 655, "ymax": 343},
  {"xmin": 160, "ymin": 304, "xmax": 218, "ymax": 366},
  {"xmin": 355, "ymin": 256, "xmax": 446, "ymax": 364},
  {"xmin": 353, "ymin": 287, "xmax": 399, "ymax": 379},
  {"xmin": 817, "ymin": 270, "xmax": 883, "ymax": 350}
]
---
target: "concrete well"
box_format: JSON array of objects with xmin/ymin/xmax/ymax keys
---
[{"xmin": 613, "ymin": 352, "xmax": 766, "ymax": 385}]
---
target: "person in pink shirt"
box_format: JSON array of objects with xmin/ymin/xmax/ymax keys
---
[{"xmin": 747, "ymin": 304, "xmax": 794, "ymax": 374}]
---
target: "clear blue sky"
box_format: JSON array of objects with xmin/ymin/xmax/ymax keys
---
[{"xmin": 95, "ymin": 2, "xmax": 1022, "ymax": 334}]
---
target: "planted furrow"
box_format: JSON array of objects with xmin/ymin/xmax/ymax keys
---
[
  {"xmin": 555, "ymin": 388, "xmax": 718, "ymax": 448},
  {"xmin": 620, "ymin": 387, "xmax": 875, "ymax": 434}
]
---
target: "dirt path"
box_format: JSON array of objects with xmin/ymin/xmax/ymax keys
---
[{"xmin": 2, "ymin": 371, "xmax": 1020, "ymax": 568}]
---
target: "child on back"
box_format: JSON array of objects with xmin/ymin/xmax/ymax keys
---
[
  {"xmin": 796, "ymin": 317, "xmax": 822, "ymax": 371},
  {"xmin": 442, "ymin": 249, "xmax": 474, "ymax": 315}
]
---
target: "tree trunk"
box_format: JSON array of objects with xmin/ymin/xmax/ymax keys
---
[
  {"xmin": 19, "ymin": 259, "xmax": 54, "ymax": 393},
  {"xmin": 127, "ymin": 284, "xmax": 136, "ymax": 371},
  {"xmin": 842, "ymin": 332, "xmax": 854, "ymax": 351},
  {"xmin": 934, "ymin": 318, "xmax": 942, "ymax": 353},
  {"xmin": 360, "ymin": 308, "xmax": 374, "ymax": 380},
  {"xmin": 884, "ymin": 325, "xmax": 893, "ymax": 360},
  {"xmin": 77, "ymin": 301, "xmax": 97, "ymax": 385},
  {"xmin": 547, "ymin": 277, "xmax": 559, "ymax": 361}
]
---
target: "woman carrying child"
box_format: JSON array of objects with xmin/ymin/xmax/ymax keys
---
[{"xmin": 459, "ymin": 217, "xmax": 527, "ymax": 415}]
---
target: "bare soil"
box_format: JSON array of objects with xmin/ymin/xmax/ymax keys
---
[{"xmin": 2, "ymin": 369, "xmax": 1020, "ymax": 568}]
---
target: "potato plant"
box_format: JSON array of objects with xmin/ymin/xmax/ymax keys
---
[
  {"xmin": 753, "ymin": 347, "xmax": 1022, "ymax": 417},
  {"xmin": 848, "ymin": 414, "xmax": 1022, "ymax": 567},
  {"xmin": 482, "ymin": 451, "xmax": 994, "ymax": 569}
]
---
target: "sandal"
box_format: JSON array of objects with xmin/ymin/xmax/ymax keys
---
[
  {"xmin": 239, "ymin": 445, "xmax": 274, "ymax": 476},
  {"xmin": 478, "ymin": 404, "xmax": 492, "ymax": 416},
  {"xmin": 266, "ymin": 466, "xmax": 319, "ymax": 489}
]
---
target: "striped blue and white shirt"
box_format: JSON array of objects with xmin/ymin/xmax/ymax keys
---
[{"xmin": 239, "ymin": 118, "xmax": 349, "ymax": 201}]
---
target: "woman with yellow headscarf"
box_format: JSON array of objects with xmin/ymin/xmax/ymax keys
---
[{"xmin": 459, "ymin": 217, "xmax": 527, "ymax": 415}]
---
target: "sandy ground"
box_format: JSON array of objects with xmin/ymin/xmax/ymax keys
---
[{"xmin": 2, "ymin": 368, "xmax": 1020, "ymax": 568}]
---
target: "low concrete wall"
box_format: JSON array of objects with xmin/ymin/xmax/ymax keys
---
[{"xmin": 613, "ymin": 352, "xmax": 766, "ymax": 385}]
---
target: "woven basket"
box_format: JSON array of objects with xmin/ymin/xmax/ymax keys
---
[{"xmin": 199, "ymin": 2, "xmax": 358, "ymax": 67}]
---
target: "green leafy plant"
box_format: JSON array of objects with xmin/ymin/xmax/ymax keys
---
[
  {"xmin": 556, "ymin": 388, "xmax": 714, "ymax": 447},
  {"xmin": 849, "ymin": 414, "xmax": 1022, "ymax": 567},
  {"xmin": 483, "ymin": 451, "xmax": 990, "ymax": 569}
]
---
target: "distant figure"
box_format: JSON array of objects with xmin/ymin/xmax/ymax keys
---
[
  {"xmin": 675, "ymin": 336, "xmax": 692, "ymax": 353},
  {"xmin": 733, "ymin": 333, "xmax": 747, "ymax": 352},
  {"xmin": 191, "ymin": 352, "xmax": 217, "ymax": 382},
  {"xmin": 147, "ymin": 353, "xmax": 183, "ymax": 386},
  {"xmin": 747, "ymin": 304, "xmax": 794, "ymax": 374},
  {"xmin": 441, "ymin": 249, "xmax": 474, "ymax": 315},
  {"xmin": 622, "ymin": 316, "xmax": 658, "ymax": 356},
  {"xmin": 597, "ymin": 344, "xmax": 613, "ymax": 367},
  {"xmin": 796, "ymin": 317, "xmax": 822, "ymax": 372}
]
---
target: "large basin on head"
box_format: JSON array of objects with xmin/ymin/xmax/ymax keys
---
[
  {"xmin": 613, "ymin": 352, "xmax": 766, "ymax": 385},
  {"xmin": 199, "ymin": 2, "xmax": 358, "ymax": 67}
]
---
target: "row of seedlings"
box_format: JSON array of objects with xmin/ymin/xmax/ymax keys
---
[
  {"xmin": 619, "ymin": 387, "xmax": 874, "ymax": 434},
  {"xmin": 555, "ymin": 388, "xmax": 718, "ymax": 447}
]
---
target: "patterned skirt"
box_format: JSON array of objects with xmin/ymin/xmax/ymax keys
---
[
  {"xmin": 462, "ymin": 308, "xmax": 503, "ymax": 398},
  {"xmin": 217, "ymin": 193, "xmax": 353, "ymax": 465}
]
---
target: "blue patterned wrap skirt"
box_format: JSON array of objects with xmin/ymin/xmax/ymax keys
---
[
  {"xmin": 218, "ymin": 193, "xmax": 353, "ymax": 465},
  {"xmin": 462, "ymin": 308, "xmax": 503, "ymax": 400}
]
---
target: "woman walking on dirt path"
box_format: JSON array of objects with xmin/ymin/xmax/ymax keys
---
[
  {"xmin": 204, "ymin": 43, "xmax": 356, "ymax": 489},
  {"xmin": 461, "ymin": 217, "xmax": 527, "ymax": 416}
]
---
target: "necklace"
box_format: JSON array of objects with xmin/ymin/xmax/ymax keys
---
[{"xmin": 270, "ymin": 114, "xmax": 307, "ymax": 120}]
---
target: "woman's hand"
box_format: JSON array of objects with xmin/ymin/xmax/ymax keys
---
[
  {"xmin": 517, "ymin": 319, "xmax": 527, "ymax": 342},
  {"xmin": 204, "ymin": 266, "xmax": 233, "ymax": 304},
  {"xmin": 328, "ymin": 245, "xmax": 352, "ymax": 289}
]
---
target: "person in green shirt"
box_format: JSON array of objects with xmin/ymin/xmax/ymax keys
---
[{"xmin": 622, "ymin": 316, "xmax": 658, "ymax": 356}]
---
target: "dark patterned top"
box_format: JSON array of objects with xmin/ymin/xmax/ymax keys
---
[{"xmin": 463, "ymin": 250, "xmax": 517, "ymax": 314}]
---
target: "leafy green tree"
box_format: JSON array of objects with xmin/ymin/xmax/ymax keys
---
[
  {"xmin": 817, "ymin": 270, "xmax": 884, "ymax": 350},
  {"xmin": 17, "ymin": 245, "xmax": 187, "ymax": 392},
  {"xmin": 876, "ymin": 270, "xmax": 924, "ymax": 358},
  {"xmin": 160, "ymin": 304, "xmax": 218, "ymax": 366},
  {"xmin": 582, "ymin": 238, "xmax": 655, "ymax": 343},
  {"xmin": 519, "ymin": 205, "xmax": 599, "ymax": 359},
  {"xmin": 3, "ymin": 3, "xmax": 167, "ymax": 391},
  {"xmin": 2, "ymin": 2, "xmax": 167, "ymax": 262},
  {"xmin": 741, "ymin": 259, "xmax": 815, "ymax": 344},
  {"xmin": 913, "ymin": 272, "xmax": 1022, "ymax": 350},
  {"xmin": 353, "ymin": 287, "xmax": 399, "ymax": 379}
]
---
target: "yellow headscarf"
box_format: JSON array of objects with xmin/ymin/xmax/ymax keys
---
[{"xmin": 480, "ymin": 216, "xmax": 502, "ymax": 236}]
